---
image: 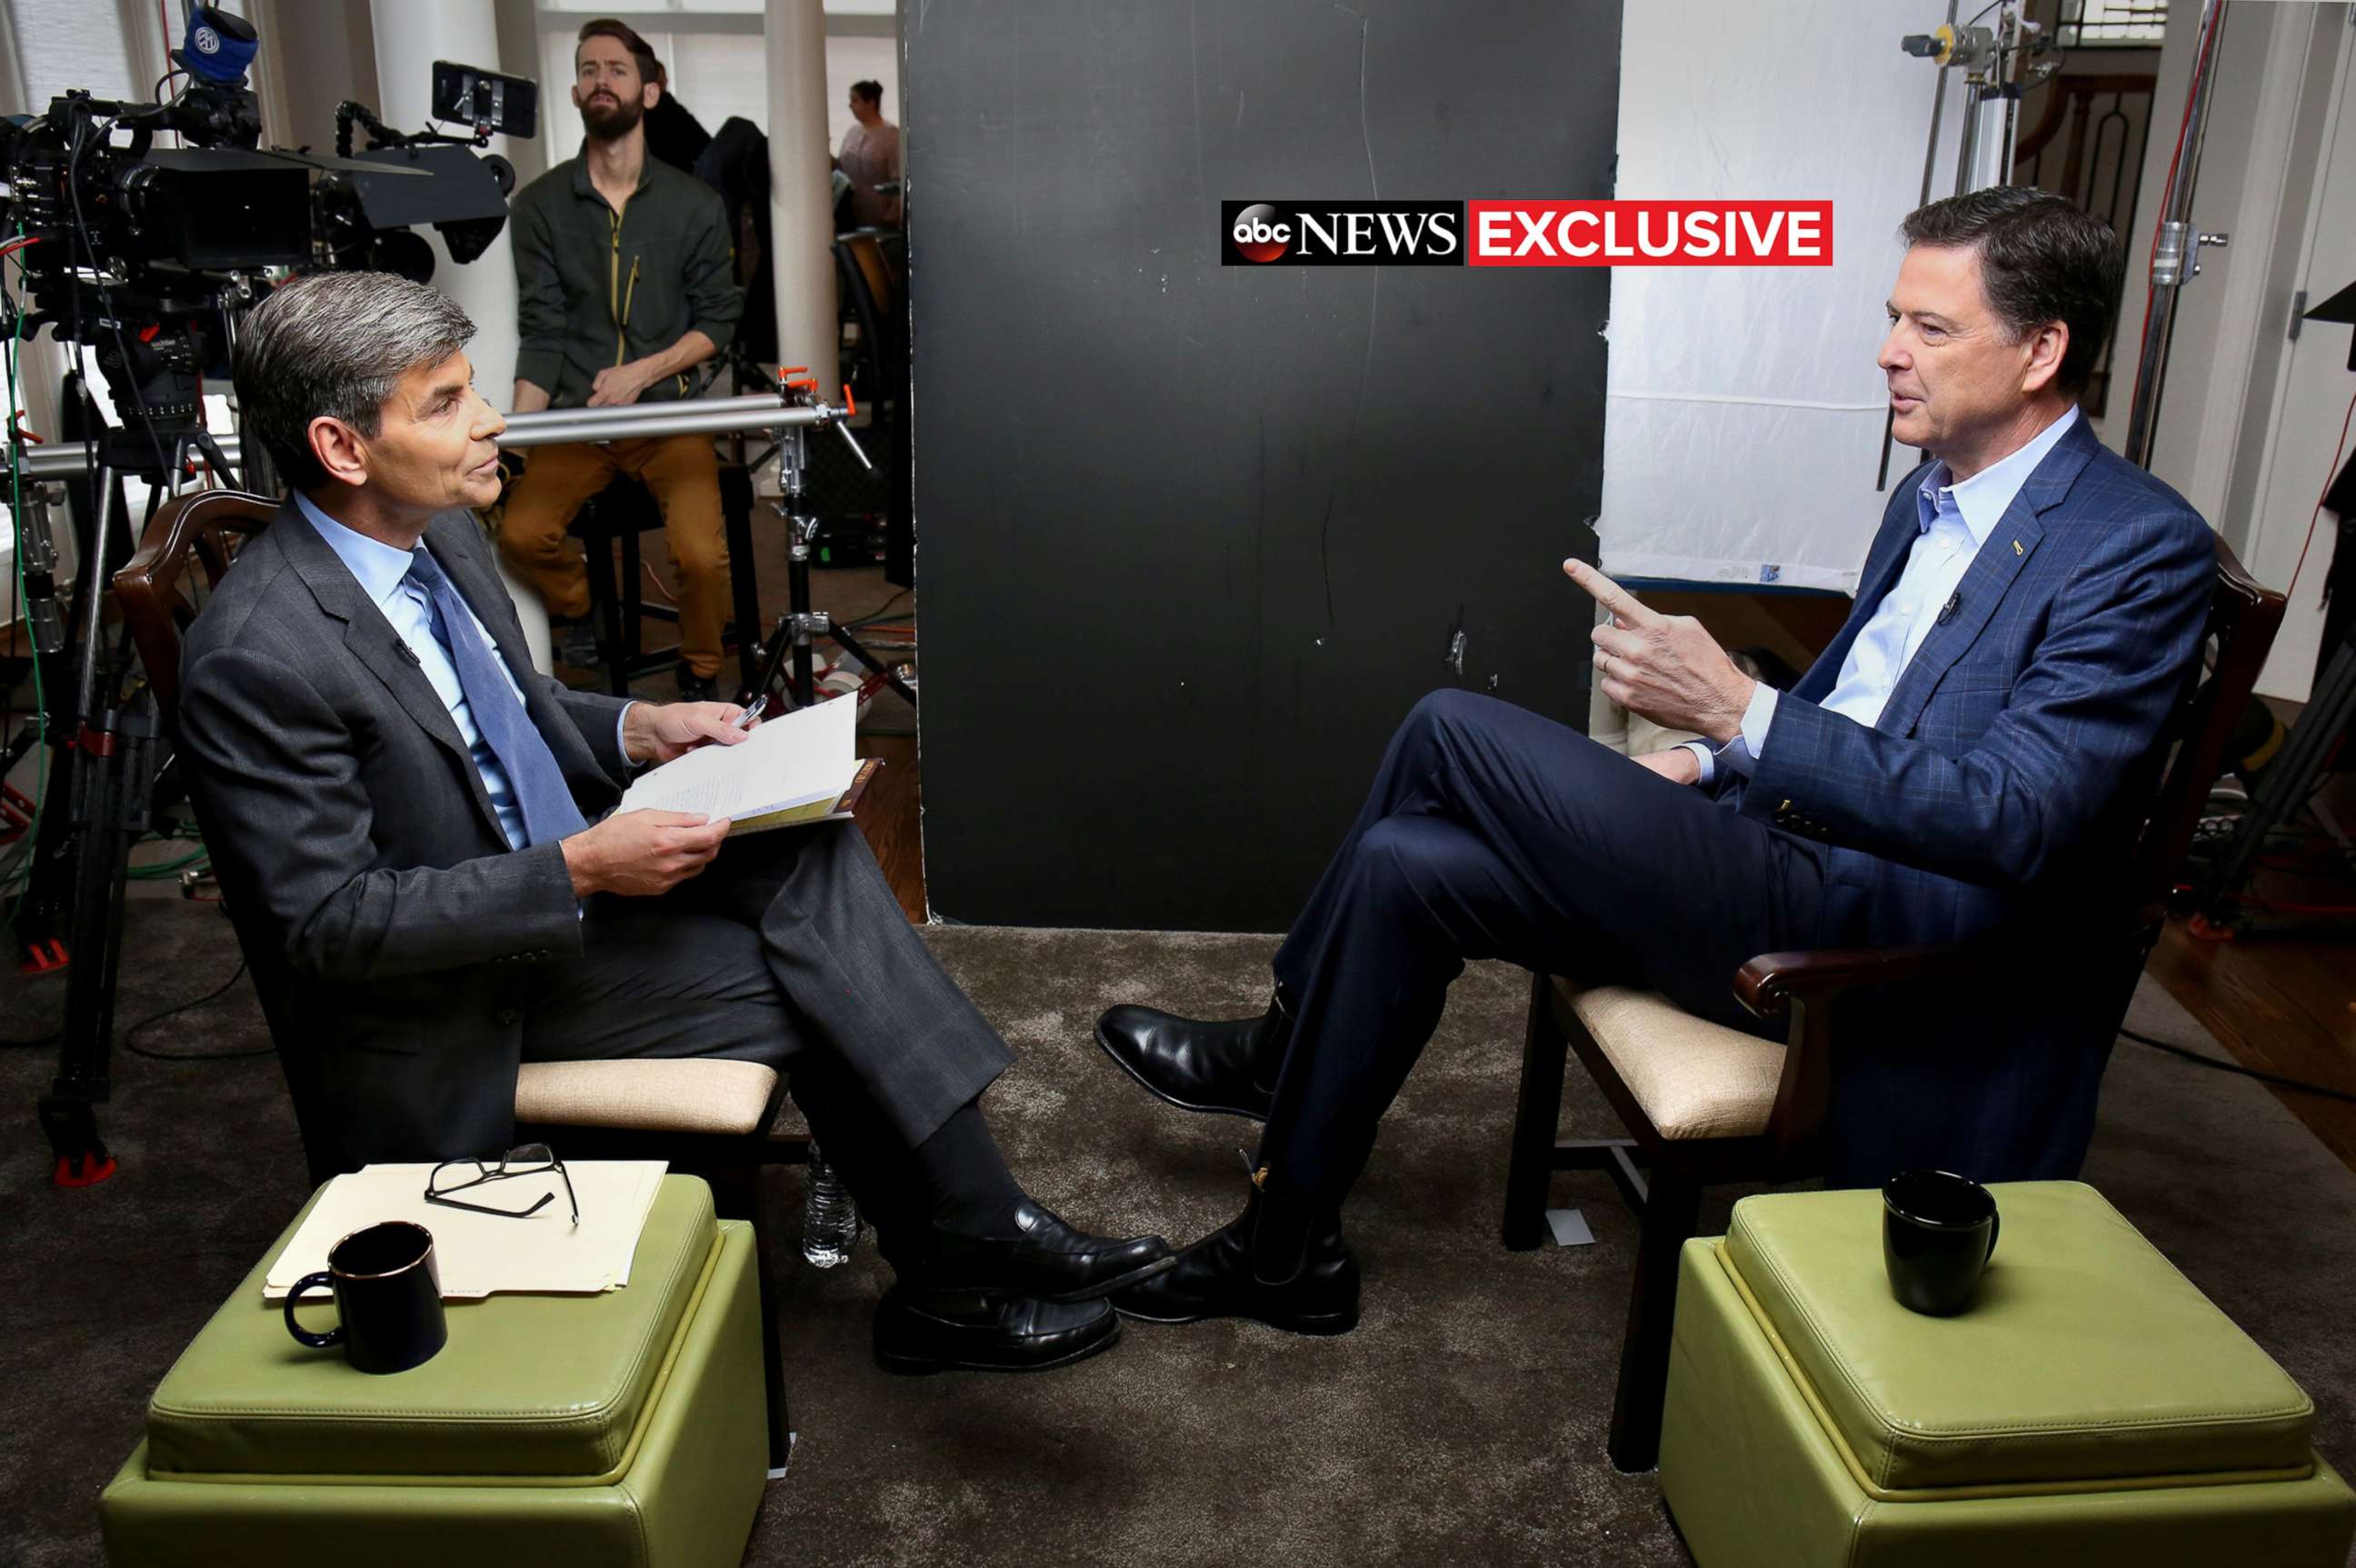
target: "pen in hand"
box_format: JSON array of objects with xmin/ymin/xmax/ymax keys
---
[{"xmin": 734, "ymin": 695, "xmax": 768, "ymax": 732}]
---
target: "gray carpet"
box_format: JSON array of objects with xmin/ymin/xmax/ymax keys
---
[{"xmin": 4, "ymin": 906, "xmax": 2354, "ymax": 1566}]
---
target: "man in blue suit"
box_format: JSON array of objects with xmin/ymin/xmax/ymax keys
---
[{"xmin": 1097, "ymin": 187, "xmax": 2217, "ymax": 1335}]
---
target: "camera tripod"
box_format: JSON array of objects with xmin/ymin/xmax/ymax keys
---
[
  {"xmin": 2194, "ymin": 614, "xmax": 2356, "ymax": 937},
  {"xmin": 736, "ymin": 376, "xmax": 916, "ymax": 714},
  {"xmin": 9, "ymin": 397, "xmax": 235, "ymax": 1187}
]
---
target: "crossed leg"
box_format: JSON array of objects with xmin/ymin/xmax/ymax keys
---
[{"xmin": 1259, "ymin": 689, "xmax": 1826, "ymax": 1204}]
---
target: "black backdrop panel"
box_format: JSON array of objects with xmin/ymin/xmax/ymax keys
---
[{"xmin": 908, "ymin": 0, "xmax": 1620, "ymax": 931}]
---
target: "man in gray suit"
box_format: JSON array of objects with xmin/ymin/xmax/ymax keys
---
[{"xmin": 182, "ymin": 272, "xmax": 1167, "ymax": 1373}]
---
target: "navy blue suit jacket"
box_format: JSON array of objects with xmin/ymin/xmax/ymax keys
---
[{"xmin": 1723, "ymin": 415, "xmax": 2214, "ymax": 1182}]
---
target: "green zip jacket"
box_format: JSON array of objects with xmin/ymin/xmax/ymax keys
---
[{"xmin": 508, "ymin": 147, "xmax": 744, "ymax": 408}]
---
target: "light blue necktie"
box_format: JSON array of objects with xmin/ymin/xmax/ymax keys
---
[{"xmin": 402, "ymin": 549, "xmax": 590, "ymax": 848}]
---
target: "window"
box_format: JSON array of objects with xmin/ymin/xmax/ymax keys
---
[
  {"xmin": 2057, "ymin": 1, "xmax": 2167, "ymax": 48},
  {"xmin": 534, "ymin": 2, "xmax": 900, "ymax": 156}
]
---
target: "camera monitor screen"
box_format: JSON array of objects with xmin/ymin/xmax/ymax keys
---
[{"xmin": 432, "ymin": 62, "xmax": 537, "ymax": 140}]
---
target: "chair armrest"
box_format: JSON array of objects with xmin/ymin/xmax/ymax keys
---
[
  {"xmin": 1735, "ymin": 942, "xmax": 2004, "ymax": 1019},
  {"xmin": 1731, "ymin": 942, "xmax": 2001, "ymax": 1177}
]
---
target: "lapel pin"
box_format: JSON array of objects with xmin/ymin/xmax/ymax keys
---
[{"xmin": 2012, "ymin": 539, "xmax": 2023, "ymax": 555}]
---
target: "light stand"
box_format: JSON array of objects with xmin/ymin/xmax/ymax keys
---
[
  {"xmin": 1881, "ymin": 5, "xmax": 2056, "ymax": 488},
  {"xmin": 2121, "ymin": 0, "xmax": 2231, "ymax": 471},
  {"xmin": 739, "ymin": 375, "xmax": 916, "ymax": 713}
]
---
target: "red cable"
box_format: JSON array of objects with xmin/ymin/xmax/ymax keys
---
[
  {"xmin": 2228, "ymin": 896, "xmax": 2356, "ymax": 917},
  {"xmin": 2284, "ymin": 383, "xmax": 2356, "ymax": 605},
  {"xmin": 2180, "ymin": 881, "xmax": 2356, "ymax": 917}
]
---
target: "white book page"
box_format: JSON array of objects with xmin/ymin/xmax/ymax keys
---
[{"xmin": 617, "ymin": 694, "xmax": 858, "ymax": 824}]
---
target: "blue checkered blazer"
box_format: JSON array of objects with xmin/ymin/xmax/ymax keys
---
[
  {"xmin": 1725, "ymin": 414, "xmax": 2212, "ymax": 945},
  {"xmin": 1721, "ymin": 414, "xmax": 2215, "ymax": 1180}
]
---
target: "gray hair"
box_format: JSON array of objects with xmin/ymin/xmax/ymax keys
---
[{"xmin": 233, "ymin": 272, "xmax": 475, "ymax": 490}]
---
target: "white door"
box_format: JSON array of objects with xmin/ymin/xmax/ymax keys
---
[{"xmin": 2244, "ymin": 16, "xmax": 2356, "ymax": 703}]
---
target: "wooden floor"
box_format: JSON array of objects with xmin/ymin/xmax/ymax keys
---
[
  {"xmin": 2141, "ymin": 764, "xmax": 2356, "ymax": 1174},
  {"xmin": 2147, "ymin": 917, "xmax": 2356, "ymax": 1173},
  {"xmin": 854, "ymin": 731, "xmax": 925, "ymax": 924}
]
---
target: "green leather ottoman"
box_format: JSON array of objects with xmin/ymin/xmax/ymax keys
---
[
  {"xmin": 101, "ymin": 1174, "xmax": 767, "ymax": 1568},
  {"xmin": 1659, "ymin": 1182, "xmax": 2356, "ymax": 1567}
]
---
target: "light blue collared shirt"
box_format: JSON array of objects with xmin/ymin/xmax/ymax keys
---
[
  {"xmin": 1684, "ymin": 404, "xmax": 2080, "ymax": 786},
  {"xmin": 296, "ymin": 492, "xmax": 537, "ymax": 850}
]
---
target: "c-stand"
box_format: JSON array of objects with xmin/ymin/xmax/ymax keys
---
[
  {"xmin": 737, "ymin": 375, "xmax": 916, "ymax": 713},
  {"xmin": 13, "ymin": 406, "xmax": 231, "ymax": 1185}
]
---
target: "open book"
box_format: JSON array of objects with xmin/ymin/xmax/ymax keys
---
[{"xmin": 617, "ymin": 692, "xmax": 875, "ymax": 835}]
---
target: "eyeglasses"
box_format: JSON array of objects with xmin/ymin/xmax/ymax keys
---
[{"xmin": 424, "ymin": 1143, "xmax": 579, "ymax": 1225}]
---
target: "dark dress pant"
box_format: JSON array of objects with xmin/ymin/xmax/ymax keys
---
[
  {"xmin": 1260, "ymin": 689, "xmax": 1828, "ymax": 1205},
  {"xmin": 517, "ymin": 819, "xmax": 1013, "ymax": 1250}
]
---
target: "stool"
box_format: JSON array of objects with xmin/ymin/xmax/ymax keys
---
[
  {"xmin": 569, "ymin": 477, "xmax": 682, "ymax": 696},
  {"xmin": 1660, "ymin": 1182, "xmax": 2356, "ymax": 1566},
  {"xmin": 101, "ymin": 1175, "xmax": 769, "ymax": 1568},
  {"xmin": 567, "ymin": 473, "xmax": 764, "ymax": 698},
  {"xmin": 513, "ymin": 1057, "xmax": 810, "ymax": 1473}
]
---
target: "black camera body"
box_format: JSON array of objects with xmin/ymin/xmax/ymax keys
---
[{"xmin": 0, "ymin": 7, "xmax": 535, "ymax": 479}]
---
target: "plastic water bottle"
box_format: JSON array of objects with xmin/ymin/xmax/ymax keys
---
[{"xmin": 801, "ymin": 1140, "xmax": 862, "ymax": 1268}]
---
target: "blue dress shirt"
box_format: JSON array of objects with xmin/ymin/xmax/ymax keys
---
[{"xmin": 1682, "ymin": 404, "xmax": 2081, "ymax": 786}]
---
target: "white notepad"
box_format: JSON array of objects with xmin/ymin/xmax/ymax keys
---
[{"xmin": 617, "ymin": 692, "xmax": 862, "ymax": 834}]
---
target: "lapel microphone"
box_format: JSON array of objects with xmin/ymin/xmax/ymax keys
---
[
  {"xmin": 394, "ymin": 640, "xmax": 422, "ymax": 667},
  {"xmin": 1936, "ymin": 590, "xmax": 1961, "ymax": 626}
]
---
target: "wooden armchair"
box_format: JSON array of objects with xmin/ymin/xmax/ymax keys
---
[
  {"xmin": 117, "ymin": 489, "xmax": 814, "ymax": 1475},
  {"xmin": 1500, "ymin": 534, "xmax": 2284, "ymax": 1473},
  {"xmin": 113, "ymin": 487, "xmax": 278, "ymax": 724}
]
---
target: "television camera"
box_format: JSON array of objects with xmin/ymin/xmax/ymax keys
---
[{"xmin": 0, "ymin": 5, "xmax": 535, "ymax": 486}]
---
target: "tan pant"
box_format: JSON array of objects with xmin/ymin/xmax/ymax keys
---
[{"xmin": 498, "ymin": 434, "xmax": 731, "ymax": 679}]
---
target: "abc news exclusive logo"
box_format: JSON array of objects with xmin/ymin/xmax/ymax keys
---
[{"xmin": 1222, "ymin": 200, "xmax": 1832, "ymax": 267}]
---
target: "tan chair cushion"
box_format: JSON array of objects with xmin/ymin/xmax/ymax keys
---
[
  {"xmin": 513, "ymin": 1059, "xmax": 779, "ymax": 1137},
  {"xmin": 1567, "ymin": 983, "xmax": 1784, "ymax": 1140}
]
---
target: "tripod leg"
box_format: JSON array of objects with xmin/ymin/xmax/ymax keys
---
[
  {"xmin": 827, "ymin": 625, "xmax": 916, "ymax": 710},
  {"xmin": 738, "ymin": 612, "xmax": 801, "ymax": 712},
  {"xmin": 41, "ymin": 697, "xmax": 153, "ymax": 1187},
  {"xmin": 18, "ymin": 462, "xmax": 125, "ymax": 969},
  {"xmin": 2203, "ymin": 638, "xmax": 2356, "ymax": 924},
  {"xmin": 721, "ymin": 467, "xmax": 762, "ymax": 693}
]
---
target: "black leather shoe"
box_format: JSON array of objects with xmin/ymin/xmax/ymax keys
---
[
  {"xmin": 920, "ymin": 1199, "xmax": 1174, "ymax": 1303},
  {"xmin": 1112, "ymin": 1184, "xmax": 1359, "ymax": 1335},
  {"xmin": 675, "ymin": 669, "xmax": 719, "ymax": 703},
  {"xmin": 1095, "ymin": 995, "xmax": 1290, "ymax": 1121},
  {"xmin": 873, "ymin": 1288, "xmax": 1121, "ymax": 1375}
]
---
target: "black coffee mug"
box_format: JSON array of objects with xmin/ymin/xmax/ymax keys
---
[
  {"xmin": 283, "ymin": 1220, "xmax": 447, "ymax": 1373},
  {"xmin": 1882, "ymin": 1170, "xmax": 2001, "ymax": 1316}
]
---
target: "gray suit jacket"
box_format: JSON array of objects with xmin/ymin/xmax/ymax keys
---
[{"xmin": 178, "ymin": 501, "xmax": 633, "ymax": 1176}]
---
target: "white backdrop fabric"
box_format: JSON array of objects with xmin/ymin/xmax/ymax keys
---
[{"xmin": 1602, "ymin": 1, "xmax": 1966, "ymax": 592}]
